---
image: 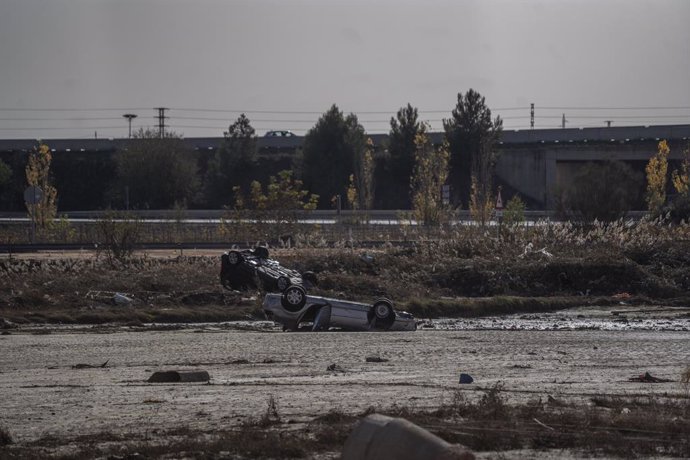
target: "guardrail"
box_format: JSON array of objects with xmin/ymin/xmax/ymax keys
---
[
  {"xmin": 0, "ymin": 209, "xmax": 652, "ymax": 253},
  {"xmin": 1, "ymin": 209, "xmax": 571, "ymax": 222}
]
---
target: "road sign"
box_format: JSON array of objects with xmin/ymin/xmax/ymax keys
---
[
  {"xmin": 495, "ymin": 186, "xmax": 503, "ymax": 219},
  {"xmin": 24, "ymin": 186, "xmax": 43, "ymax": 204},
  {"xmin": 495, "ymin": 187, "xmax": 503, "ymax": 210}
]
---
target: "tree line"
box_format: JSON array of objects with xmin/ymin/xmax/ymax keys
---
[
  {"xmin": 1, "ymin": 88, "xmax": 689, "ymax": 225},
  {"xmin": 0, "ymin": 89, "xmax": 503, "ymax": 222}
]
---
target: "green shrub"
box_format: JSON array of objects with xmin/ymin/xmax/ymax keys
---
[
  {"xmin": 502, "ymin": 194, "xmax": 526, "ymax": 227},
  {"xmin": 95, "ymin": 211, "xmax": 142, "ymax": 264}
]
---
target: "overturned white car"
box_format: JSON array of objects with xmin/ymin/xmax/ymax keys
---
[{"xmin": 262, "ymin": 286, "xmax": 417, "ymax": 332}]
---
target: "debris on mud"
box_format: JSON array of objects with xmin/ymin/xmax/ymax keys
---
[
  {"xmin": 628, "ymin": 371, "xmax": 673, "ymax": 383},
  {"xmin": 458, "ymin": 373, "xmax": 474, "ymax": 384},
  {"xmin": 327, "ymin": 363, "xmax": 345, "ymax": 373},
  {"xmin": 72, "ymin": 360, "xmax": 109, "ymax": 369},
  {"xmin": 148, "ymin": 370, "xmax": 210, "ymax": 383},
  {"xmin": 113, "ymin": 292, "xmax": 133, "ymax": 305}
]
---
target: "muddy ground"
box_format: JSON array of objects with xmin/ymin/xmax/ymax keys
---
[
  {"xmin": 0, "ymin": 247, "xmax": 689, "ymax": 458},
  {"xmin": 1, "ymin": 310, "xmax": 689, "ymax": 459}
]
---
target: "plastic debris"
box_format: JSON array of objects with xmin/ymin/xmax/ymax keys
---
[
  {"xmin": 113, "ymin": 292, "xmax": 133, "ymax": 305},
  {"xmin": 519, "ymin": 243, "xmax": 553, "ymax": 259},
  {"xmin": 458, "ymin": 373, "xmax": 474, "ymax": 384},
  {"xmin": 360, "ymin": 253, "xmax": 375, "ymax": 264}
]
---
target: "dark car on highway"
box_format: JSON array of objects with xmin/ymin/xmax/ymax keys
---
[{"xmin": 220, "ymin": 247, "xmax": 316, "ymax": 292}]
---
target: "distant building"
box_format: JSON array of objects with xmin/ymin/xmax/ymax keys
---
[{"xmin": 1, "ymin": 124, "xmax": 688, "ymax": 210}]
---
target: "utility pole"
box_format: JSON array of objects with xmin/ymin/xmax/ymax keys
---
[
  {"xmin": 561, "ymin": 114, "xmax": 567, "ymax": 129},
  {"xmin": 122, "ymin": 113, "xmax": 138, "ymax": 138},
  {"xmin": 154, "ymin": 107, "xmax": 168, "ymax": 138},
  {"xmin": 530, "ymin": 103, "xmax": 534, "ymax": 129}
]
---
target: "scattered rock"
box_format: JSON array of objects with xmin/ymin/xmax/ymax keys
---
[
  {"xmin": 148, "ymin": 370, "xmax": 210, "ymax": 383},
  {"xmin": 327, "ymin": 363, "xmax": 345, "ymax": 372},
  {"xmin": 366, "ymin": 356, "xmax": 389, "ymax": 363},
  {"xmin": 342, "ymin": 413, "xmax": 475, "ymax": 460}
]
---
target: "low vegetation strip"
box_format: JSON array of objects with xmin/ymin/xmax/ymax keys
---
[
  {"xmin": 1, "ymin": 238, "xmax": 689, "ymax": 325},
  {"xmin": 1, "ymin": 388, "xmax": 687, "ymax": 459}
]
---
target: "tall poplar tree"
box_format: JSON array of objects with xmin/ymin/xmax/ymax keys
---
[
  {"xmin": 443, "ymin": 89, "xmax": 502, "ymax": 209},
  {"xmin": 114, "ymin": 129, "xmax": 200, "ymax": 209},
  {"xmin": 205, "ymin": 114, "xmax": 257, "ymax": 207},
  {"xmin": 302, "ymin": 105, "xmax": 366, "ymax": 208},
  {"xmin": 387, "ymin": 103, "xmax": 422, "ymax": 209}
]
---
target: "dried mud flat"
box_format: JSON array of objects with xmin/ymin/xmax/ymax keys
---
[{"xmin": 1, "ymin": 310, "xmax": 689, "ymax": 459}]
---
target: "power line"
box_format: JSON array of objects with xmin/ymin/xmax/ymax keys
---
[
  {"xmin": 2, "ymin": 114, "xmax": 688, "ymax": 125},
  {"xmin": 0, "ymin": 117, "xmax": 127, "ymax": 121},
  {"xmin": 0, "ymin": 107, "xmax": 151, "ymax": 112},
  {"xmin": 538, "ymin": 106, "xmax": 690, "ymax": 111},
  {"xmin": 0, "ymin": 126, "xmax": 126, "ymax": 130},
  {"xmin": 1, "ymin": 105, "xmax": 689, "ymax": 117}
]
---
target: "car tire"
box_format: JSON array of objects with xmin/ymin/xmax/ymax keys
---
[
  {"xmin": 227, "ymin": 250, "xmax": 243, "ymax": 266},
  {"xmin": 373, "ymin": 299, "xmax": 394, "ymax": 320},
  {"xmin": 277, "ymin": 276, "xmax": 291, "ymax": 292},
  {"xmin": 220, "ymin": 275, "xmax": 232, "ymax": 290},
  {"xmin": 281, "ymin": 285, "xmax": 307, "ymax": 311},
  {"xmin": 254, "ymin": 246, "xmax": 270, "ymax": 259},
  {"xmin": 302, "ymin": 271, "xmax": 318, "ymax": 286}
]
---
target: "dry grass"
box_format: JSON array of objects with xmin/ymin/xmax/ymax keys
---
[
  {"xmin": 2, "ymin": 387, "xmax": 688, "ymax": 459},
  {"xmin": 370, "ymin": 384, "xmax": 690, "ymax": 457},
  {"xmin": 0, "ymin": 426, "xmax": 12, "ymax": 447},
  {"xmin": 2, "ymin": 216, "xmax": 690, "ymax": 325},
  {"xmin": 1, "ymin": 233, "xmax": 689, "ymax": 325}
]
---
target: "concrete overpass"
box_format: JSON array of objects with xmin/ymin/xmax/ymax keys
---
[{"xmin": 2, "ymin": 124, "xmax": 688, "ymax": 209}]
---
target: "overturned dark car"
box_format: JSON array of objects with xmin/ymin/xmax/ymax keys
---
[
  {"xmin": 263, "ymin": 286, "xmax": 417, "ymax": 332},
  {"xmin": 220, "ymin": 247, "xmax": 316, "ymax": 292}
]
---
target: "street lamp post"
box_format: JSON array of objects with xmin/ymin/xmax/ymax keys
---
[{"xmin": 122, "ymin": 114, "xmax": 138, "ymax": 138}]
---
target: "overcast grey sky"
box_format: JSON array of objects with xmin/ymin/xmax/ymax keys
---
[{"xmin": 1, "ymin": 0, "xmax": 689, "ymax": 139}]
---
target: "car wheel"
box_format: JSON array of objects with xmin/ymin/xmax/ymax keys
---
[
  {"xmin": 220, "ymin": 275, "xmax": 232, "ymax": 290},
  {"xmin": 282, "ymin": 285, "xmax": 306, "ymax": 311},
  {"xmin": 277, "ymin": 276, "xmax": 291, "ymax": 292},
  {"xmin": 302, "ymin": 271, "xmax": 318, "ymax": 286},
  {"xmin": 227, "ymin": 250, "xmax": 243, "ymax": 266},
  {"xmin": 254, "ymin": 246, "xmax": 270, "ymax": 259},
  {"xmin": 373, "ymin": 300, "xmax": 394, "ymax": 320}
]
